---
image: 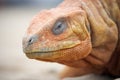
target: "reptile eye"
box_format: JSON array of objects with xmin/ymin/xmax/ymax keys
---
[{"xmin": 52, "ymin": 19, "xmax": 67, "ymax": 35}]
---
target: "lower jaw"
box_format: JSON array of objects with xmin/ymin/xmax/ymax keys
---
[
  {"xmin": 25, "ymin": 42, "xmax": 91, "ymax": 62},
  {"xmin": 25, "ymin": 51, "xmax": 66, "ymax": 62},
  {"xmin": 25, "ymin": 46, "xmax": 74, "ymax": 60},
  {"xmin": 25, "ymin": 52, "xmax": 54, "ymax": 59}
]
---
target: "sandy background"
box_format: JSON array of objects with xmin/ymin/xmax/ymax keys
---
[{"xmin": 0, "ymin": 0, "xmax": 119, "ymax": 80}]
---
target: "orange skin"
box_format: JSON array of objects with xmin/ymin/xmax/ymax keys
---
[{"xmin": 23, "ymin": 0, "xmax": 120, "ymax": 79}]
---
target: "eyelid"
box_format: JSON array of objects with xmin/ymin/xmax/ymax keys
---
[{"xmin": 52, "ymin": 18, "xmax": 67, "ymax": 35}]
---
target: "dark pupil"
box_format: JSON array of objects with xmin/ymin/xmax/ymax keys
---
[
  {"xmin": 52, "ymin": 20, "xmax": 67, "ymax": 35},
  {"xmin": 55, "ymin": 23, "xmax": 62, "ymax": 30}
]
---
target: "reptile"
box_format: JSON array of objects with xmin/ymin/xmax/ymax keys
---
[{"xmin": 22, "ymin": 0, "xmax": 120, "ymax": 79}]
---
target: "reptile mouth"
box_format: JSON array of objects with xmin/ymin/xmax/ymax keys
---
[
  {"xmin": 26, "ymin": 50, "xmax": 60, "ymax": 54},
  {"xmin": 25, "ymin": 43, "xmax": 80, "ymax": 59},
  {"xmin": 25, "ymin": 38, "xmax": 91, "ymax": 61},
  {"xmin": 26, "ymin": 45, "xmax": 76, "ymax": 54},
  {"xmin": 24, "ymin": 40, "xmax": 81, "ymax": 58}
]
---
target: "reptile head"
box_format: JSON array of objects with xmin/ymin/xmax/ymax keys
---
[{"xmin": 22, "ymin": 8, "xmax": 92, "ymax": 64}]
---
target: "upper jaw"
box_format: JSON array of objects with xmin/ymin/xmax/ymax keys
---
[{"xmin": 23, "ymin": 40, "xmax": 81, "ymax": 54}]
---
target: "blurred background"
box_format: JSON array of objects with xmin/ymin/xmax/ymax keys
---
[{"xmin": 0, "ymin": 0, "xmax": 65, "ymax": 80}]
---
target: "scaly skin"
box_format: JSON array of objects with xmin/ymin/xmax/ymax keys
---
[{"xmin": 22, "ymin": 0, "xmax": 120, "ymax": 78}]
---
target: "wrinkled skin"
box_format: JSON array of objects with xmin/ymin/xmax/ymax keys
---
[{"xmin": 22, "ymin": 0, "xmax": 120, "ymax": 79}]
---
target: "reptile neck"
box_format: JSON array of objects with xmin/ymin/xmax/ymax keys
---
[
  {"xmin": 106, "ymin": 13, "xmax": 120, "ymax": 77},
  {"xmin": 102, "ymin": 0, "xmax": 120, "ymax": 76}
]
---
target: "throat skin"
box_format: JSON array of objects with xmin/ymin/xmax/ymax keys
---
[{"xmin": 23, "ymin": 0, "xmax": 120, "ymax": 78}]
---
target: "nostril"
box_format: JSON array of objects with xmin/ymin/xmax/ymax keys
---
[
  {"xmin": 28, "ymin": 38, "xmax": 34, "ymax": 45},
  {"xmin": 27, "ymin": 35, "xmax": 38, "ymax": 46}
]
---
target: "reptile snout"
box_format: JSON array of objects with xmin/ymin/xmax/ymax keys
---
[{"xmin": 22, "ymin": 34, "xmax": 38, "ymax": 52}]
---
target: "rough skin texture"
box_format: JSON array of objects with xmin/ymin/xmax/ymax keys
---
[{"xmin": 22, "ymin": 0, "xmax": 120, "ymax": 79}]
